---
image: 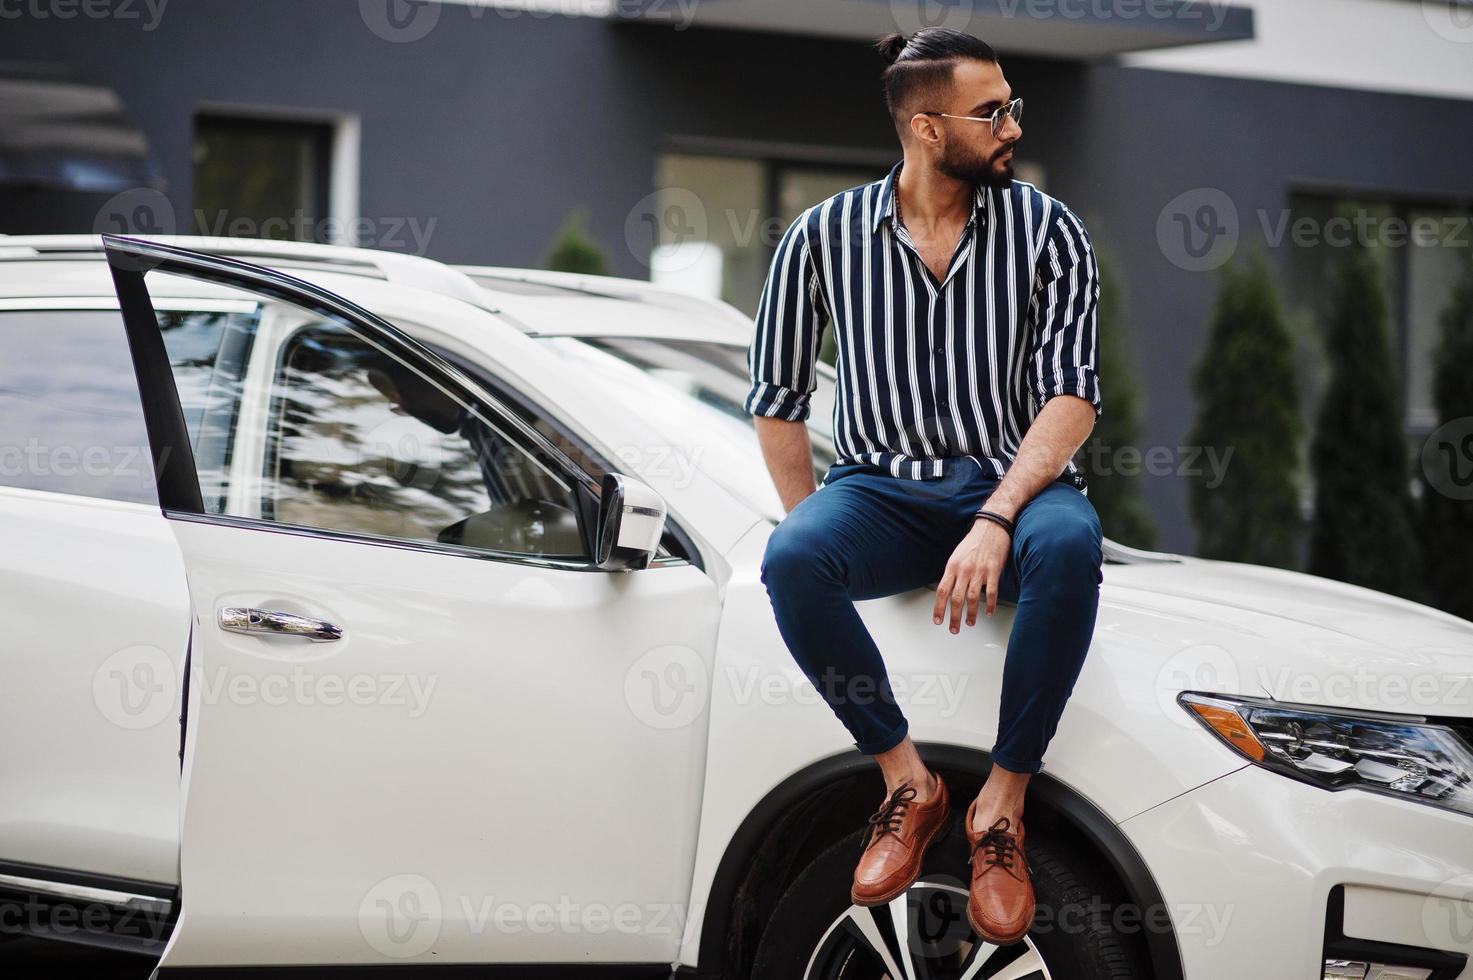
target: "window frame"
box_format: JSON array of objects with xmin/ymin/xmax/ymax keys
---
[{"xmin": 102, "ymin": 237, "xmax": 671, "ymax": 573}]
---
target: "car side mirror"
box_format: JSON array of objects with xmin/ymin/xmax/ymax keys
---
[{"xmin": 595, "ymin": 473, "xmax": 667, "ymax": 571}]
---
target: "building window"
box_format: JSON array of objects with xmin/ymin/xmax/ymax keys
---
[
  {"xmin": 191, "ymin": 114, "xmax": 333, "ymax": 242},
  {"xmin": 650, "ymin": 153, "xmax": 889, "ymax": 318},
  {"xmin": 1285, "ymin": 192, "xmax": 1473, "ymax": 436}
]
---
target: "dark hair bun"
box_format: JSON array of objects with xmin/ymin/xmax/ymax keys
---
[{"xmin": 874, "ymin": 32, "xmax": 909, "ymax": 66}]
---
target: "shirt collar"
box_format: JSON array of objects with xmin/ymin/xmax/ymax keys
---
[{"xmin": 872, "ymin": 159, "xmax": 990, "ymax": 236}]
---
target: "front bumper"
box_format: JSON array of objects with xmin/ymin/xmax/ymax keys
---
[{"xmin": 1119, "ymin": 764, "xmax": 1473, "ymax": 978}]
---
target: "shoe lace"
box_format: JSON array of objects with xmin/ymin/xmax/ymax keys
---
[
  {"xmin": 859, "ymin": 784, "xmax": 919, "ymax": 853},
  {"xmin": 973, "ymin": 816, "xmax": 1020, "ymax": 872}
]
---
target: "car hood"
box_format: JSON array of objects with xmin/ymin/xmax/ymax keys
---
[{"xmin": 1105, "ymin": 555, "xmax": 1473, "ymax": 719}]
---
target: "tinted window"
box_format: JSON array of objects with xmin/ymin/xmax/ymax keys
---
[
  {"xmin": 0, "ymin": 310, "xmax": 157, "ymax": 504},
  {"xmin": 263, "ymin": 322, "xmax": 585, "ymax": 557},
  {"xmin": 132, "ymin": 271, "xmax": 588, "ymax": 561}
]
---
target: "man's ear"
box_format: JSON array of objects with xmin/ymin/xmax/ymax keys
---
[{"xmin": 908, "ymin": 111, "xmax": 940, "ymax": 147}]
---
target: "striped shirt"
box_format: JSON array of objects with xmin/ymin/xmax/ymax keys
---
[{"xmin": 743, "ymin": 160, "xmax": 1101, "ymax": 485}]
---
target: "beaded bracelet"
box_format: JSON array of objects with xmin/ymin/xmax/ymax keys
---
[{"xmin": 973, "ymin": 510, "xmax": 1016, "ymax": 536}]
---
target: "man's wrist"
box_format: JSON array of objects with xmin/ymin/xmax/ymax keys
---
[
  {"xmin": 981, "ymin": 494, "xmax": 1022, "ymax": 522},
  {"xmin": 973, "ymin": 509, "xmax": 1016, "ymax": 536}
]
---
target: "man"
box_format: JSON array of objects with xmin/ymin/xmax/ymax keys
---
[{"xmin": 743, "ymin": 28, "xmax": 1104, "ymax": 945}]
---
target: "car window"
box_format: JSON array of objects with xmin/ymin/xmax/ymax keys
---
[
  {"xmin": 262, "ymin": 321, "xmax": 585, "ymax": 558},
  {"xmin": 142, "ymin": 272, "xmax": 589, "ymax": 561},
  {"xmin": 0, "ymin": 310, "xmax": 158, "ymax": 505}
]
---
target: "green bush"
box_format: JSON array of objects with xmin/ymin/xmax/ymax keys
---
[
  {"xmin": 1419, "ymin": 252, "xmax": 1473, "ymax": 620},
  {"xmin": 1078, "ymin": 249, "xmax": 1157, "ymax": 548},
  {"xmin": 543, "ymin": 209, "xmax": 609, "ymax": 276},
  {"xmin": 1187, "ymin": 246, "xmax": 1304, "ymax": 567},
  {"xmin": 1307, "ymin": 217, "xmax": 1422, "ymax": 598}
]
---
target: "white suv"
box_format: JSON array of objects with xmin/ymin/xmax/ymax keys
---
[{"xmin": 0, "ymin": 235, "xmax": 1470, "ymax": 980}]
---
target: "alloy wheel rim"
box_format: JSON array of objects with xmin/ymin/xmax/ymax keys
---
[{"xmin": 803, "ymin": 881, "xmax": 1053, "ymax": 980}]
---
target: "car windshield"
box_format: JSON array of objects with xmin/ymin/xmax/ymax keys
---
[
  {"xmin": 535, "ymin": 336, "xmax": 835, "ymax": 520},
  {"xmin": 536, "ymin": 334, "xmax": 1170, "ymax": 563}
]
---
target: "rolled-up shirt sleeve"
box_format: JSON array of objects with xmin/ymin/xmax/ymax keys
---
[
  {"xmin": 1028, "ymin": 206, "xmax": 1102, "ymax": 417},
  {"xmin": 744, "ymin": 211, "xmax": 826, "ymax": 422}
]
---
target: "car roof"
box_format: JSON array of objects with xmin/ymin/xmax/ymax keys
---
[{"xmin": 0, "ymin": 235, "xmax": 752, "ymax": 346}]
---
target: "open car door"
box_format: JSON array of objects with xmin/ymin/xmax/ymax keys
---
[{"xmin": 102, "ymin": 236, "xmax": 721, "ymax": 969}]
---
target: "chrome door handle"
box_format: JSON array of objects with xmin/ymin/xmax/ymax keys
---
[{"xmin": 218, "ymin": 607, "xmax": 343, "ymax": 642}]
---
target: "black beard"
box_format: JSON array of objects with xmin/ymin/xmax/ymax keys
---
[{"xmin": 936, "ymin": 145, "xmax": 1015, "ymax": 188}]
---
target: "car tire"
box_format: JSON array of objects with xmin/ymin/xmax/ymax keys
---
[{"xmin": 752, "ymin": 816, "xmax": 1147, "ymax": 979}]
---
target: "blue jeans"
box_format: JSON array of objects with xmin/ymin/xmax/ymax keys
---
[{"xmin": 759, "ymin": 455, "xmax": 1103, "ymax": 773}]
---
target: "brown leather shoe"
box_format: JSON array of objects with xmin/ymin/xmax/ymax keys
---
[
  {"xmin": 850, "ymin": 773, "xmax": 950, "ymax": 906},
  {"xmin": 963, "ymin": 798, "xmax": 1035, "ymax": 944}
]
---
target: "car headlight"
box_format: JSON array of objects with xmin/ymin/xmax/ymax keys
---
[{"xmin": 1179, "ymin": 692, "xmax": 1473, "ymax": 817}]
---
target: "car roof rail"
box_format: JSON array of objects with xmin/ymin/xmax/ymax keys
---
[{"xmin": 0, "ymin": 234, "xmax": 493, "ymax": 310}]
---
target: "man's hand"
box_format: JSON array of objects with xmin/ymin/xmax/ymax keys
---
[
  {"xmin": 933, "ymin": 519, "xmax": 1012, "ymax": 632},
  {"xmin": 929, "ymin": 394, "xmax": 1096, "ymax": 633}
]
